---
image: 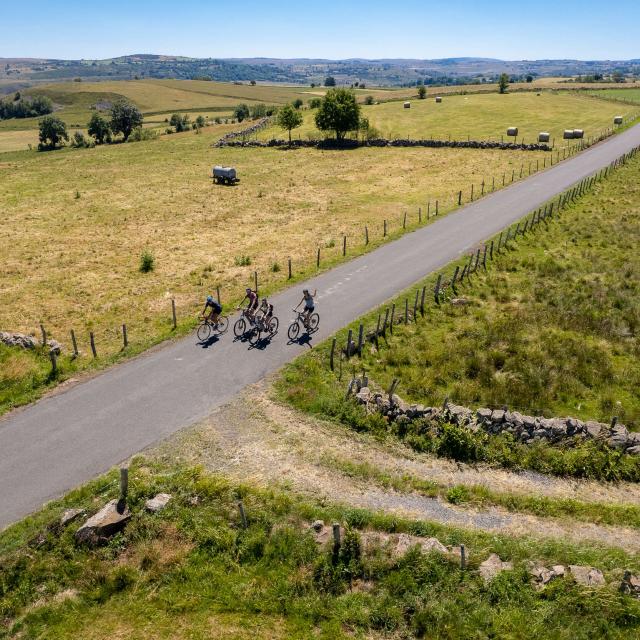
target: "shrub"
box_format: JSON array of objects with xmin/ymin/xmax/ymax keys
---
[
  {"xmin": 139, "ymin": 250, "xmax": 155, "ymax": 273},
  {"xmin": 364, "ymin": 95, "xmax": 374, "ymax": 105},
  {"xmin": 234, "ymin": 255, "xmax": 252, "ymax": 266},
  {"xmin": 271, "ymin": 262, "xmax": 281, "ymax": 272},
  {"xmin": 233, "ymin": 104, "xmax": 250, "ymax": 122},
  {"xmin": 293, "ymin": 98, "xmax": 303, "ymax": 110},
  {"xmin": 87, "ymin": 112, "xmax": 111, "ymax": 144},
  {"xmin": 127, "ymin": 128, "xmax": 158, "ymax": 142}
]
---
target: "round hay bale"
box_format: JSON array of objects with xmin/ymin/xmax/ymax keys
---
[
  {"xmin": 435, "ymin": 96, "xmax": 442, "ymax": 103},
  {"xmin": 403, "ymin": 101, "xmax": 411, "ymax": 109},
  {"xmin": 572, "ymin": 129, "xmax": 584, "ymax": 139},
  {"xmin": 538, "ymin": 132, "xmax": 550, "ymax": 143},
  {"xmin": 614, "ymin": 116, "xmax": 623, "ymax": 125},
  {"xmin": 507, "ymin": 127, "xmax": 518, "ymax": 137},
  {"xmin": 563, "ymin": 129, "xmax": 574, "ymax": 140}
]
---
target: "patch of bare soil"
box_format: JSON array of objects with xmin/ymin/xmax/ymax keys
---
[{"xmin": 152, "ymin": 377, "xmax": 640, "ymax": 553}]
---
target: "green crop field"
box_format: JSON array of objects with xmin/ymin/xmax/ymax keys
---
[
  {"xmin": 261, "ymin": 91, "xmax": 638, "ymax": 145},
  {"xmin": 594, "ymin": 88, "xmax": 640, "ymax": 104}
]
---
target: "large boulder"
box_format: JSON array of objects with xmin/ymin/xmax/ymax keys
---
[
  {"xmin": 75, "ymin": 500, "xmax": 131, "ymax": 545},
  {"xmin": 620, "ymin": 571, "xmax": 640, "ymax": 597},
  {"xmin": 569, "ymin": 565, "xmax": 605, "ymax": 586},
  {"xmin": 607, "ymin": 424, "xmax": 629, "ymax": 450},
  {"xmin": 479, "ymin": 554, "xmax": 513, "ymax": 582}
]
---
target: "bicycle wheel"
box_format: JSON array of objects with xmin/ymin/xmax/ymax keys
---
[
  {"xmin": 197, "ymin": 322, "xmax": 211, "ymax": 342},
  {"xmin": 287, "ymin": 320, "xmax": 300, "ymax": 341},
  {"xmin": 233, "ymin": 317, "xmax": 247, "ymax": 337},
  {"xmin": 307, "ymin": 313, "xmax": 320, "ymax": 332},
  {"xmin": 268, "ymin": 317, "xmax": 279, "ymax": 335},
  {"xmin": 215, "ymin": 316, "xmax": 229, "ymax": 334}
]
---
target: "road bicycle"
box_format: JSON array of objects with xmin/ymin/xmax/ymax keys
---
[
  {"xmin": 196, "ymin": 314, "xmax": 229, "ymax": 341},
  {"xmin": 287, "ymin": 309, "xmax": 319, "ymax": 341},
  {"xmin": 234, "ymin": 308, "xmax": 279, "ymax": 339}
]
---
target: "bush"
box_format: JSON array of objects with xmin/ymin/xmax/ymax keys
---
[
  {"xmin": 309, "ymin": 98, "xmax": 322, "ymax": 109},
  {"xmin": 364, "ymin": 95, "xmax": 374, "ymax": 105},
  {"xmin": 87, "ymin": 112, "xmax": 111, "ymax": 144},
  {"xmin": 139, "ymin": 250, "xmax": 155, "ymax": 273},
  {"xmin": 234, "ymin": 255, "xmax": 252, "ymax": 266},
  {"xmin": 37, "ymin": 115, "xmax": 68, "ymax": 150},
  {"xmin": 127, "ymin": 128, "xmax": 158, "ymax": 143},
  {"xmin": 70, "ymin": 131, "xmax": 93, "ymax": 148},
  {"xmin": 233, "ymin": 104, "xmax": 250, "ymax": 123}
]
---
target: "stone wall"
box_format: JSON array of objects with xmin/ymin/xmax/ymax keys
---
[
  {"xmin": 213, "ymin": 117, "xmax": 272, "ymax": 147},
  {"xmin": 350, "ymin": 383, "xmax": 640, "ymax": 454},
  {"xmin": 217, "ymin": 137, "xmax": 551, "ymax": 152}
]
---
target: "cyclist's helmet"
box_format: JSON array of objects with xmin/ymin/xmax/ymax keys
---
[
  {"xmin": 303, "ymin": 289, "xmax": 309, "ymax": 295},
  {"xmin": 206, "ymin": 295, "xmax": 213, "ymax": 303},
  {"xmin": 246, "ymin": 288, "xmax": 252, "ymax": 294}
]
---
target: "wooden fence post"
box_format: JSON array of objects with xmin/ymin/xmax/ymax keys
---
[
  {"xmin": 217, "ymin": 286, "xmax": 221, "ymax": 305},
  {"xmin": 357, "ymin": 323, "xmax": 364, "ymax": 356},
  {"xmin": 390, "ymin": 304, "xmax": 395, "ymax": 334},
  {"xmin": 383, "ymin": 308, "xmax": 390, "ymax": 335},
  {"xmin": 238, "ymin": 501, "xmax": 248, "ymax": 529},
  {"xmin": 458, "ymin": 190, "xmax": 462, "ymax": 206},
  {"xmin": 89, "ymin": 332, "xmax": 97, "ymax": 358},
  {"xmin": 490, "ymin": 240, "xmax": 494, "ymax": 260},
  {"xmin": 342, "ymin": 235, "xmax": 347, "ymax": 256},
  {"xmin": 470, "ymin": 184, "xmax": 474, "ymax": 201},
  {"xmin": 497, "ymin": 231, "xmax": 503, "ymax": 252},
  {"xmin": 171, "ymin": 299, "xmax": 177, "ymax": 330},
  {"xmin": 254, "ymin": 271, "xmax": 258, "ymax": 295},
  {"xmin": 40, "ymin": 323, "xmax": 47, "ymax": 347},
  {"xmin": 451, "ymin": 265, "xmax": 459, "ymax": 294},
  {"xmin": 404, "ymin": 298, "xmax": 409, "ymax": 324},
  {"xmin": 346, "ymin": 329, "xmax": 353, "ymax": 358},
  {"xmin": 288, "ymin": 257, "xmax": 292, "ymax": 279},
  {"xmin": 481, "ymin": 180, "xmax": 485, "ymax": 196},
  {"xmin": 49, "ymin": 351, "xmax": 57, "ymax": 375},
  {"xmin": 365, "ymin": 226, "xmax": 369, "ymax": 245},
  {"xmin": 330, "ymin": 337, "xmax": 336, "ymax": 371},
  {"xmin": 120, "ymin": 467, "xmax": 128, "ymax": 503},
  {"xmin": 122, "ymin": 324, "xmax": 128, "ymax": 348},
  {"xmin": 70, "ymin": 329, "xmax": 78, "ymax": 358},
  {"xmin": 383, "ymin": 219, "xmax": 387, "ymax": 237},
  {"xmin": 418, "ymin": 206, "xmax": 422, "ymax": 223},
  {"xmin": 420, "ymin": 286, "xmax": 426, "ymax": 316},
  {"xmin": 482, "ymin": 245, "xmax": 487, "ymax": 270},
  {"xmin": 375, "ymin": 315, "xmax": 381, "ymax": 347},
  {"xmin": 427, "ymin": 201, "xmax": 430, "ymax": 219},
  {"xmin": 403, "ymin": 211, "xmax": 407, "ymax": 229},
  {"xmin": 317, "ymin": 247, "xmax": 321, "ymax": 267},
  {"xmin": 435, "ymin": 200, "xmax": 439, "ymax": 215},
  {"xmin": 413, "ymin": 290, "xmax": 419, "ymax": 322},
  {"xmin": 434, "ymin": 274, "xmax": 442, "ymax": 305}
]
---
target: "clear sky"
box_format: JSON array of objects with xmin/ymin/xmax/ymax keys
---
[{"xmin": 2, "ymin": 0, "xmax": 639, "ymax": 61}]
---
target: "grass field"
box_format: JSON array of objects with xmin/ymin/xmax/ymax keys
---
[
  {"xmin": 261, "ymin": 91, "xmax": 638, "ymax": 144},
  {"xmin": 2, "ymin": 458, "xmax": 640, "ymax": 639},
  {"xmin": 594, "ymin": 88, "xmax": 640, "ymax": 104},
  {"xmin": 0, "ymin": 122, "xmax": 552, "ymax": 413},
  {"xmin": 279, "ymin": 152, "xmax": 640, "ymax": 439}
]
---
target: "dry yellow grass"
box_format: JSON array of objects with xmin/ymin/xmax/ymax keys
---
[{"xmin": 0, "ymin": 126, "xmax": 547, "ymax": 357}]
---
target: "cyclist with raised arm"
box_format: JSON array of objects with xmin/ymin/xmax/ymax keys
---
[
  {"xmin": 202, "ymin": 295, "xmax": 222, "ymax": 325},
  {"xmin": 239, "ymin": 287, "xmax": 259, "ymax": 322},
  {"xmin": 295, "ymin": 288, "xmax": 317, "ymax": 327}
]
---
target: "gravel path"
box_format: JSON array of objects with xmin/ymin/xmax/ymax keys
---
[{"xmin": 153, "ymin": 378, "xmax": 640, "ymax": 553}]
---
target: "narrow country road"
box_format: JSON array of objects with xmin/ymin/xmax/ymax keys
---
[{"xmin": 2, "ymin": 124, "xmax": 640, "ymax": 529}]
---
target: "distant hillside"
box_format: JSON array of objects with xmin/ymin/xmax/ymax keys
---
[{"xmin": 1, "ymin": 55, "xmax": 639, "ymax": 90}]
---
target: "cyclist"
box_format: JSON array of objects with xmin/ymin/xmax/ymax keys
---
[
  {"xmin": 258, "ymin": 298, "xmax": 274, "ymax": 327},
  {"xmin": 202, "ymin": 295, "xmax": 222, "ymax": 325},
  {"xmin": 240, "ymin": 287, "xmax": 259, "ymax": 322},
  {"xmin": 295, "ymin": 288, "xmax": 317, "ymax": 326}
]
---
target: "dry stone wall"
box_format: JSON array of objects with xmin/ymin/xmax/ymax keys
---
[{"xmin": 351, "ymin": 383, "xmax": 640, "ymax": 454}]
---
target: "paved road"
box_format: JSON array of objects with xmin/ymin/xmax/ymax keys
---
[{"xmin": 2, "ymin": 125, "xmax": 640, "ymax": 529}]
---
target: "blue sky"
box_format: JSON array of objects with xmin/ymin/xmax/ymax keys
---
[{"xmin": 2, "ymin": 0, "xmax": 639, "ymax": 60}]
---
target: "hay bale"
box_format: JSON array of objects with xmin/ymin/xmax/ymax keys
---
[
  {"xmin": 563, "ymin": 129, "xmax": 574, "ymax": 140},
  {"xmin": 506, "ymin": 127, "xmax": 518, "ymax": 137},
  {"xmin": 538, "ymin": 132, "xmax": 550, "ymax": 143},
  {"xmin": 614, "ymin": 116, "xmax": 623, "ymax": 125},
  {"xmin": 435, "ymin": 96, "xmax": 442, "ymax": 103},
  {"xmin": 403, "ymin": 101, "xmax": 411, "ymax": 109},
  {"xmin": 572, "ymin": 129, "xmax": 584, "ymax": 139}
]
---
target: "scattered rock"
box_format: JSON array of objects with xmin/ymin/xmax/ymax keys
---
[
  {"xmin": 530, "ymin": 564, "xmax": 565, "ymax": 588},
  {"xmin": 311, "ymin": 520, "xmax": 324, "ymax": 533},
  {"xmin": 60, "ymin": 508, "xmax": 84, "ymax": 527},
  {"xmin": 450, "ymin": 298, "xmax": 470, "ymax": 306},
  {"xmin": 0, "ymin": 331, "xmax": 37, "ymax": 349},
  {"xmin": 607, "ymin": 424, "xmax": 629, "ymax": 450},
  {"xmin": 145, "ymin": 493, "xmax": 171, "ymax": 513},
  {"xmin": 569, "ymin": 565, "xmax": 605, "ymax": 586},
  {"xmin": 620, "ymin": 571, "xmax": 640, "ymax": 597},
  {"xmin": 479, "ymin": 553, "xmax": 513, "ymax": 582},
  {"xmin": 75, "ymin": 500, "xmax": 131, "ymax": 545}
]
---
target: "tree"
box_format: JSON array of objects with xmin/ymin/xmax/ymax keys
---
[
  {"xmin": 87, "ymin": 112, "xmax": 111, "ymax": 144},
  {"xmin": 233, "ymin": 103, "xmax": 250, "ymax": 122},
  {"xmin": 250, "ymin": 79, "xmax": 256, "ymax": 85},
  {"xmin": 170, "ymin": 113, "xmax": 190, "ymax": 132},
  {"xmin": 364, "ymin": 95, "xmax": 374, "ymax": 105},
  {"xmin": 38, "ymin": 115, "xmax": 68, "ymax": 150},
  {"xmin": 612, "ymin": 71, "xmax": 625, "ymax": 83},
  {"xmin": 276, "ymin": 103, "xmax": 303, "ymax": 144},
  {"xmin": 526, "ymin": 74, "xmax": 533, "ymax": 83},
  {"xmin": 324, "ymin": 76, "xmax": 336, "ymax": 87},
  {"xmin": 417, "ymin": 85, "xmax": 427, "ymax": 99},
  {"xmin": 293, "ymin": 98, "xmax": 304, "ymax": 110},
  {"xmin": 314, "ymin": 88, "xmax": 360, "ymax": 142},
  {"xmin": 109, "ymin": 99, "xmax": 143, "ymax": 140},
  {"xmin": 498, "ymin": 73, "xmax": 509, "ymax": 94},
  {"xmin": 195, "ymin": 115, "xmax": 206, "ymax": 128},
  {"xmin": 309, "ymin": 97, "xmax": 322, "ymax": 109}
]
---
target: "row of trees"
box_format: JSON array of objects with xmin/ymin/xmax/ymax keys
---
[
  {"xmin": 0, "ymin": 93, "xmax": 53, "ymax": 120},
  {"xmin": 38, "ymin": 99, "xmax": 144, "ymax": 150}
]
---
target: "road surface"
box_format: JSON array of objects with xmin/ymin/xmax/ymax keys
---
[{"xmin": 1, "ymin": 125, "xmax": 639, "ymax": 529}]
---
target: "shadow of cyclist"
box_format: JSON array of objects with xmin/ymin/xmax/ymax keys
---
[{"xmin": 197, "ymin": 334, "xmax": 220, "ymax": 349}]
